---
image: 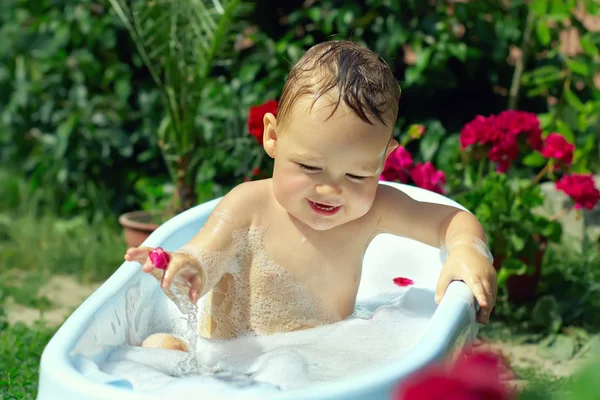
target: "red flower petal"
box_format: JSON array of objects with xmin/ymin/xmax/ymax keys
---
[{"xmin": 393, "ymin": 277, "xmax": 414, "ymax": 287}]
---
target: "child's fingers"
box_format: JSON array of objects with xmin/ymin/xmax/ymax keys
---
[
  {"xmin": 142, "ymin": 257, "xmax": 157, "ymax": 273},
  {"xmin": 161, "ymin": 260, "xmax": 181, "ymax": 289},
  {"xmin": 125, "ymin": 247, "xmax": 154, "ymax": 264},
  {"xmin": 469, "ymin": 280, "xmax": 488, "ymax": 309},
  {"xmin": 483, "ymin": 280, "xmax": 496, "ymax": 308},
  {"xmin": 435, "ymin": 271, "xmax": 453, "ymax": 304}
]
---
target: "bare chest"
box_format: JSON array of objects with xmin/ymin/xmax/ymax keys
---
[{"xmin": 257, "ymin": 221, "xmax": 369, "ymax": 317}]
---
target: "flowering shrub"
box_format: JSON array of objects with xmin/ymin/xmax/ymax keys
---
[
  {"xmin": 454, "ymin": 110, "xmax": 598, "ymax": 299},
  {"xmin": 380, "ymin": 124, "xmax": 448, "ymax": 195},
  {"xmin": 380, "ymin": 110, "xmax": 599, "ymax": 301},
  {"xmin": 460, "ymin": 110, "xmax": 543, "ymax": 173}
]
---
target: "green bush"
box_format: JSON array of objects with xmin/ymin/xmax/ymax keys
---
[{"xmin": 0, "ymin": 0, "xmax": 165, "ymax": 218}]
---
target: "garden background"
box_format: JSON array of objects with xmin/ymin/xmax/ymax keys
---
[{"xmin": 1, "ymin": 0, "xmax": 600, "ymax": 399}]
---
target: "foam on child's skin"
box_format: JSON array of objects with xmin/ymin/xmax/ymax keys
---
[
  {"xmin": 440, "ymin": 236, "xmax": 494, "ymax": 264},
  {"xmin": 176, "ymin": 227, "xmax": 340, "ymax": 339}
]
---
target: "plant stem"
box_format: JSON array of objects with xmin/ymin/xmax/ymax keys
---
[
  {"xmin": 508, "ymin": 6, "xmax": 535, "ymax": 110},
  {"xmin": 548, "ymin": 208, "xmax": 570, "ymax": 221},
  {"xmin": 476, "ymin": 156, "xmax": 485, "ymax": 187},
  {"xmin": 531, "ymin": 163, "xmax": 550, "ymax": 186}
]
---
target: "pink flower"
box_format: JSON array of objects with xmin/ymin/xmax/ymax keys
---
[
  {"xmin": 248, "ymin": 100, "xmax": 278, "ymax": 145},
  {"xmin": 410, "ymin": 162, "xmax": 446, "ymax": 194},
  {"xmin": 380, "ymin": 146, "xmax": 414, "ymax": 183},
  {"xmin": 555, "ymin": 173, "xmax": 600, "ymax": 210},
  {"xmin": 393, "ymin": 277, "xmax": 414, "ymax": 287},
  {"xmin": 541, "ymin": 133, "xmax": 575, "ymax": 167},
  {"xmin": 149, "ymin": 247, "xmax": 171, "ymax": 270},
  {"xmin": 393, "ymin": 350, "xmax": 514, "ymax": 400}
]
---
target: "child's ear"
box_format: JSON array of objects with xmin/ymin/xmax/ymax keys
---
[
  {"xmin": 263, "ymin": 113, "xmax": 278, "ymax": 158},
  {"xmin": 385, "ymin": 139, "xmax": 399, "ymax": 158}
]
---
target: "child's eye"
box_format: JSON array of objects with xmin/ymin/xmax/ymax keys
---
[
  {"xmin": 298, "ymin": 163, "xmax": 321, "ymax": 172},
  {"xmin": 346, "ymin": 174, "xmax": 369, "ymax": 182}
]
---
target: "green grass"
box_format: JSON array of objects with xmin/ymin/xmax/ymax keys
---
[
  {"xmin": 0, "ymin": 173, "xmax": 127, "ymax": 309},
  {"xmin": 0, "ymin": 320, "xmax": 57, "ymax": 400},
  {"xmin": 0, "ymin": 173, "xmax": 128, "ymax": 398}
]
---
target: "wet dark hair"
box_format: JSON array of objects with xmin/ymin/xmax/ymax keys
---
[{"xmin": 277, "ymin": 40, "xmax": 401, "ymax": 130}]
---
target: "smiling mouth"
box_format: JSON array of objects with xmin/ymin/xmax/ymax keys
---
[{"xmin": 308, "ymin": 200, "xmax": 342, "ymax": 215}]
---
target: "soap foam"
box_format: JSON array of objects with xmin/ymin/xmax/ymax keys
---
[{"xmin": 96, "ymin": 288, "xmax": 430, "ymax": 394}]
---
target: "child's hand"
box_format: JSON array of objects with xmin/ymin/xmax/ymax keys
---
[
  {"xmin": 124, "ymin": 247, "xmax": 205, "ymax": 304},
  {"xmin": 435, "ymin": 245, "xmax": 497, "ymax": 324}
]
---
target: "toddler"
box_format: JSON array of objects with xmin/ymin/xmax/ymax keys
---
[{"xmin": 125, "ymin": 40, "xmax": 497, "ymax": 351}]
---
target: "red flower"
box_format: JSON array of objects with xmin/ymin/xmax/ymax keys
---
[
  {"xmin": 488, "ymin": 135, "xmax": 518, "ymax": 173},
  {"xmin": 555, "ymin": 173, "xmax": 600, "ymax": 210},
  {"xmin": 248, "ymin": 100, "xmax": 278, "ymax": 144},
  {"xmin": 496, "ymin": 110, "xmax": 543, "ymax": 151},
  {"xmin": 380, "ymin": 146, "xmax": 414, "ymax": 183},
  {"xmin": 460, "ymin": 111, "xmax": 543, "ymax": 172},
  {"xmin": 393, "ymin": 350, "xmax": 514, "ymax": 400},
  {"xmin": 541, "ymin": 133, "xmax": 575, "ymax": 167},
  {"xmin": 410, "ymin": 162, "xmax": 446, "ymax": 194},
  {"xmin": 460, "ymin": 115, "xmax": 491, "ymax": 149}
]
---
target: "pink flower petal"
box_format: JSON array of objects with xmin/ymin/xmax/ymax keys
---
[
  {"xmin": 149, "ymin": 247, "xmax": 171, "ymax": 270},
  {"xmin": 393, "ymin": 277, "xmax": 414, "ymax": 287}
]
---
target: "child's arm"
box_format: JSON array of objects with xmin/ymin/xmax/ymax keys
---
[
  {"xmin": 373, "ymin": 185, "xmax": 497, "ymax": 324},
  {"xmin": 125, "ymin": 182, "xmax": 257, "ymax": 304}
]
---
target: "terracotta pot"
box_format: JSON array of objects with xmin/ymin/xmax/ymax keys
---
[
  {"xmin": 118, "ymin": 210, "xmax": 165, "ymax": 248},
  {"xmin": 493, "ymin": 236, "xmax": 548, "ymax": 303}
]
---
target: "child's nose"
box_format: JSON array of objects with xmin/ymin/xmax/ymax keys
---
[{"xmin": 315, "ymin": 183, "xmax": 342, "ymax": 196}]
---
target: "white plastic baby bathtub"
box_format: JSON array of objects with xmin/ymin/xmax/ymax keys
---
[{"xmin": 38, "ymin": 182, "xmax": 479, "ymax": 400}]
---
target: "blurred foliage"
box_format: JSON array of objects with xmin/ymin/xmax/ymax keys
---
[
  {"xmin": 0, "ymin": 0, "xmax": 166, "ymax": 218},
  {"xmin": 0, "ymin": 0, "xmax": 598, "ymax": 218}
]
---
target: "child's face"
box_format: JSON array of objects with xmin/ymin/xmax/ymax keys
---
[{"xmin": 264, "ymin": 97, "xmax": 397, "ymax": 231}]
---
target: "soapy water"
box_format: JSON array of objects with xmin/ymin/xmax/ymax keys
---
[
  {"xmin": 98, "ymin": 288, "xmax": 431, "ymax": 395},
  {"xmin": 81, "ymin": 226, "xmax": 437, "ymax": 395}
]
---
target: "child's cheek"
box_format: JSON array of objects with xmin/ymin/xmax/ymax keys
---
[
  {"xmin": 349, "ymin": 183, "xmax": 378, "ymax": 218},
  {"xmin": 273, "ymin": 168, "xmax": 311, "ymax": 206}
]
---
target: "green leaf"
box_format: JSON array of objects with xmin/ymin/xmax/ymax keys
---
[
  {"xmin": 536, "ymin": 19, "xmax": 551, "ymax": 46},
  {"xmin": 555, "ymin": 119, "xmax": 575, "ymax": 143},
  {"xmin": 522, "ymin": 152, "xmax": 547, "ymax": 167},
  {"xmin": 530, "ymin": 0, "xmax": 548, "ymax": 16},
  {"xmin": 508, "ymin": 233, "xmax": 526, "ymax": 252},
  {"xmin": 435, "ymin": 134, "xmax": 460, "ymax": 173},
  {"xmin": 580, "ymin": 34, "xmax": 599, "ymax": 57},
  {"xmin": 419, "ymin": 121, "xmax": 446, "ymax": 161},
  {"xmin": 532, "ymin": 295, "xmax": 563, "ymax": 332},
  {"xmin": 537, "ymin": 334, "xmax": 576, "ymax": 361},
  {"xmin": 542, "ymin": 220, "xmax": 562, "ymax": 243},
  {"xmin": 448, "ymin": 43, "xmax": 467, "ymax": 61},
  {"xmin": 567, "ymin": 60, "xmax": 590, "ymax": 77},
  {"xmin": 564, "ymin": 89, "xmax": 586, "ymax": 111}
]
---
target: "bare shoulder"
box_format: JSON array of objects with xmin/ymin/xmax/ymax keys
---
[
  {"xmin": 371, "ymin": 183, "xmax": 415, "ymax": 215},
  {"xmin": 186, "ymin": 179, "xmax": 272, "ymax": 250},
  {"xmin": 211, "ymin": 179, "xmax": 272, "ymax": 226}
]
